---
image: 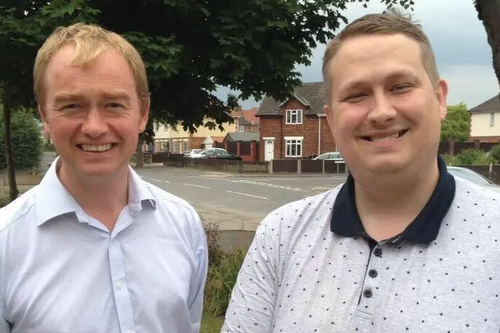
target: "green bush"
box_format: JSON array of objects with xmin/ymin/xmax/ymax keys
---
[
  {"xmin": 442, "ymin": 153, "xmax": 456, "ymax": 165},
  {"xmin": 489, "ymin": 144, "xmax": 500, "ymax": 163},
  {"xmin": 0, "ymin": 107, "xmax": 43, "ymax": 170},
  {"xmin": 454, "ymin": 148, "xmax": 494, "ymax": 165},
  {"xmin": 202, "ymin": 220, "xmax": 246, "ymax": 318},
  {"xmin": 0, "ymin": 195, "xmax": 11, "ymax": 208}
]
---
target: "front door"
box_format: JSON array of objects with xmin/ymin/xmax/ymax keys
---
[{"xmin": 264, "ymin": 139, "xmax": 274, "ymax": 161}]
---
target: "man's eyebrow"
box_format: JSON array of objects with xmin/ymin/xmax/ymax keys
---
[
  {"xmin": 338, "ymin": 70, "xmax": 419, "ymax": 93},
  {"xmin": 53, "ymin": 92, "xmax": 84, "ymax": 103},
  {"xmin": 101, "ymin": 90, "xmax": 131, "ymax": 100}
]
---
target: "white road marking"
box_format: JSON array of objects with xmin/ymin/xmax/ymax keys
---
[
  {"xmin": 227, "ymin": 190, "xmax": 268, "ymax": 200},
  {"xmin": 183, "ymin": 183, "xmax": 210, "ymax": 189},
  {"xmin": 150, "ymin": 178, "xmax": 169, "ymax": 183}
]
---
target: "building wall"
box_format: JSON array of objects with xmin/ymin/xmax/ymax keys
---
[{"xmin": 470, "ymin": 112, "xmax": 500, "ymax": 138}]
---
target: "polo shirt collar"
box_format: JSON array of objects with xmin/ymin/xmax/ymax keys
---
[
  {"xmin": 36, "ymin": 157, "xmax": 156, "ymax": 226},
  {"xmin": 330, "ymin": 155, "xmax": 456, "ymax": 244}
]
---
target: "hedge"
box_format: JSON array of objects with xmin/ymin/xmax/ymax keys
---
[{"xmin": 0, "ymin": 107, "xmax": 43, "ymax": 170}]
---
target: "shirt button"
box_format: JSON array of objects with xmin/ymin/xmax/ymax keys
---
[
  {"xmin": 117, "ymin": 282, "xmax": 122, "ymax": 289},
  {"xmin": 363, "ymin": 289, "xmax": 373, "ymax": 298},
  {"xmin": 369, "ymin": 269, "xmax": 378, "ymax": 278},
  {"xmin": 374, "ymin": 248, "xmax": 382, "ymax": 257}
]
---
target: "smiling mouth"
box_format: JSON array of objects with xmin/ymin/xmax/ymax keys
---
[
  {"xmin": 362, "ymin": 130, "xmax": 409, "ymax": 142},
  {"xmin": 77, "ymin": 143, "xmax": 117, "ymax": 152}
]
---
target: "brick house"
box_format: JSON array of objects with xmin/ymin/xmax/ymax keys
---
[
  {"xmin": 256, "ymin": 82, "xmax": 336, "ymax": 161},
  {"xmin": 235, "ymin": 107, "xmax": 260, "ymax": 133}
]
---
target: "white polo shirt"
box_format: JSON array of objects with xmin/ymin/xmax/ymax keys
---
[{"xmin": 222, "ymin": 157, "xmax": 500, "ymax": 332}]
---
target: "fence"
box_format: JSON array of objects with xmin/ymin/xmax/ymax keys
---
[
  {"xmin": 271, "ymin": 159, "xmax": 347, "ymax": 174},
  {"xmin": 163, "ymin": 154, "xmax": 269, "ymax": 173},
  {"xmin": 439, "ymin": 141, "xmax": 498, "ymax": 155}
]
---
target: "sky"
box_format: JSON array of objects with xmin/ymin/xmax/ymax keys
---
[{"xmin": 215, "ymin": 0, "xmax": 499, "ymax": 110}]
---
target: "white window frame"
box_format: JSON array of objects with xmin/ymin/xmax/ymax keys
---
[
  {"xmin": 286, "ymin": 109, "xmax": 303, "ymax": 124},
  {"xmin": 284, "ymin": 136, "xmax": 303, "ymax": 158},
  {"xmin": 490, "ymin": 112, "xmax": 495, "ymax": 127},
  {"xmin": 238, "ymin": 125, "xmax": 245, "ymax": 132}
]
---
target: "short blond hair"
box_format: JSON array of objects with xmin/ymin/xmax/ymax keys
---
[
  {"xmin": 34, "ymin": 22, "xmax": 149, "ymax": 109},
  {"xmin": 322, "ymin": 13, "xmax": 439, "ymax": 106}
]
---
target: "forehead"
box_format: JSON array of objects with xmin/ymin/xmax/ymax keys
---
[
  {"xmin": 329, "ymin": 34, "xmax": 426, "ymax": 89},
  {"xmin": 44, "ymin": 44, "xmax": 136, "ymax": 94}
]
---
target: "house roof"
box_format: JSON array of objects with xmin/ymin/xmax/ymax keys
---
[
  {"xmin": 469, "ymin": 94, "xmax": 500, "ymax": 113},
  {"xmin": 256, "ymin": 82, "xmax": 325, "ymax": 117},
  {"xmin": 224, "ymin": 132, "xmax": 260, "ymax": 142}
]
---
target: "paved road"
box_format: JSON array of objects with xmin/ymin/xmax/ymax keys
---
[{"xmin": 136, "ymin": 166, "xmax": 347, "ymax": 230}]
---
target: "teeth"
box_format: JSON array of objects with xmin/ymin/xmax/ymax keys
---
[
  {"xmin": 370, "ymin": 132, "xmax": 400, "ymax": 142},
  {"xmin": 81, "ymin": 144, "xmax": 112, "ymax": 152}
]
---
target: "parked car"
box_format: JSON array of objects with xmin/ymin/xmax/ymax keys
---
[
  {"xmin": 313, "ymin": 151, "xmax": 344, "ymax": 162},
  {"xmin": 194, "ymin": 148, "xmax": 242, "ymax": 160},
  {"xmin": 184, "ymin": 149, "xmax": 204, "ymax": 158},
  {"xmin": 447, "ymin": 166, "xmax": 500, "ymax": 194}
]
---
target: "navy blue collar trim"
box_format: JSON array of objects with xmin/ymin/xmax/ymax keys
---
[{"xmin": 330, "ymin": 155, "xmax": 456, "ymax": 244}]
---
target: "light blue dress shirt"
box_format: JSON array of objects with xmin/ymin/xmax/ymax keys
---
[{"xmin": 0, "ymin": 158, "xmax": 208, "ymax": 333}]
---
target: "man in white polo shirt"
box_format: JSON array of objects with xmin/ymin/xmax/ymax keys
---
[
  {"xmin": 0, "ymin": 23, "xmax": 207, "ymax": 332},
  {"xmin": 222, "ymin": 12, "xmax": 500, "ymax": 332}
]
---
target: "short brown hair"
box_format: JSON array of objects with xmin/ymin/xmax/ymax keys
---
[
  {"xmin": 322, "ymin": 13, "xmax": 439, "ymax": 106},
  {"xmin": 34, "ymin": 22, "xmax": 149, "ymax": 109}
]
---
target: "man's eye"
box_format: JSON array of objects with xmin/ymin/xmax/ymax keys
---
[
  {"xmin": 63, "ymin": 104, "xmax": 79, "ymax": 110},
  {"xmin": 108, "ymin": 103, "xmax": 124, "ymax": 108},
  {"xmin": 344, "ymin": 94, "xmax": 367, "ymax": 103},
  {"xmin": 393, "ymin": 84, "xmax": 412, "ymax": 93}
]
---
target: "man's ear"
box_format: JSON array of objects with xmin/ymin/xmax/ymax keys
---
[
  {"xmin": 324, "ymin": 104, "xmax": 334, "ymax": 134},
  {"xmin": 436, "ymin": 79, "xmax": 449, "ymax": 120},
  {"xmin": 139, "ymin": 96, "xmax": 151, "ymax": 133},
  {"xmin": 38, "ymin": 105, "xmax": 50, "ymax": 136}
]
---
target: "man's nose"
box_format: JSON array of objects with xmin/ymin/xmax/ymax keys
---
[
  {"xmin": 81, "ymin": 109, "xmax": 108, "ymax": 137},
  {"xmin": 367, "ymin": 93, "xmax": 397, "ymax": 124}
]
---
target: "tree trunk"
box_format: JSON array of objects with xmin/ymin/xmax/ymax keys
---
[
  {"xmin": 476, "ymin": 0, "xmax": 500, "ymax": 93},
  {"xmin": 136, "ymin": 139, "xmax": 144, "ymax": 168},
  {"xmin": 2, "ymin": 93, "xmax": 19, "ymax": 201}
]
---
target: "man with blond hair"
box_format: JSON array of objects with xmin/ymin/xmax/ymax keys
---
[
  {"xmin": 0, "ymin": 23, "xmax": 208, "ymax": 333},
  {"xmin": 222, "ymin": 12, "xmax": 500, "ymax": 332}
]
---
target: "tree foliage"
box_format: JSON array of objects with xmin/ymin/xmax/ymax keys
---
[
  {"xmin": 0, "ymin": 106, "xmax": 42, "ymax": 170},
  {"xmin": 441, "ymin": 103, "xmax": 471, "ymax": 142}
]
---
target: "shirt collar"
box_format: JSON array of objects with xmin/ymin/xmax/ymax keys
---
[
  {"xmin": 36, "ymin": 157, "xmax": 156, "ymax": 226},
  {"xmin": 330, "ymin": 155, "xmax": 456, "ymax": 244}
]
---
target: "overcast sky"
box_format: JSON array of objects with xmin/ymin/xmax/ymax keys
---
[{"xmin": 216, "ymin": 0, "xmax": 499, "ymax": 110}]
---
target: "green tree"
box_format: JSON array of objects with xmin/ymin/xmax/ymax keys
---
[
  {"xmin": 441, "ymin": 103, "xmax": 471, "ymax": 142},
  {"xmin": 2, "ymin": 0, "xmax": 500, "ymax": 200},
  {"xmin": 0, "ymin": 106, "xmax": 42, "ymax": 170}
]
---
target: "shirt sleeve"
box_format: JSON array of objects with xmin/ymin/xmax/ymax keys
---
[
  {"xmin": 187, "ymin": 213, "xmax": 209, "ymax": 333},
  {"xmin": 221, "ymin": 210, "xmax": 281, "ymax": 332}
]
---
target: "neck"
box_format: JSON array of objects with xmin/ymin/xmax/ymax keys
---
[
  {"xmin": 354, "ymin": 160, "xmax": 440, "ymax": 241},
  {"xmin": 57, "ymin": 160, "xmax": 129, "ymax": 230}
]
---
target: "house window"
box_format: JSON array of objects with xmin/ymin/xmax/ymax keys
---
[
  {"xmin": 183, "ymin": 140, "xmax": 189, "ymax": 152},
  {"xmin": 238, "ymin": 125, "xmax": 245, "ymax": 132},
  {"xmin": 286, "ymin": 109, "xmax": 303, "ymax": 124},
  {"xmin": 155, "ymin": 122, "xmax": 160, "ymax": 131},
  {"xmin": 285, "ymin": 137, "xmax": 303, "ymax": 157},
  {"xmin": 490, "ymin": 112, "xmax": 495, "ymax": 127},
  {"xmin": 172, "ymin": 140, "xmax": 179, "ymax": 152}
]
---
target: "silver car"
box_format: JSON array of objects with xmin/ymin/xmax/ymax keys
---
[{"xmin": 447, "ymin": 166, "xmax": 500, "ymax": 194}]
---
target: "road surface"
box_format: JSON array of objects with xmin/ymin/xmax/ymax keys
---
[{"xmin": 136, "ymin": 165, "xmax": 347, "ymax": 231}]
